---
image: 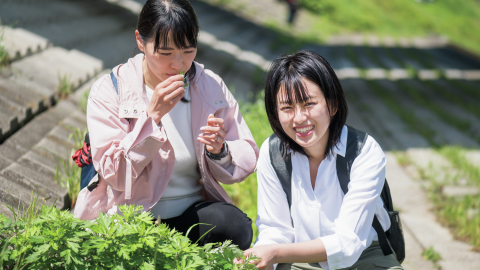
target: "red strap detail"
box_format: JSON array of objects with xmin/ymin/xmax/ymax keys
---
[{"xmin": 72, "ymin": 148, "xmax": 83, "ymax": 167}]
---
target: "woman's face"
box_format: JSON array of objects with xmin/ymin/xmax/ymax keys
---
[
  {"xmin": 277, "ymin": 79, "xmax": 333, "ymax": 155},
  {"xmin": 136, "ymin": 30, "xmax": 197, "ymax": 82}
]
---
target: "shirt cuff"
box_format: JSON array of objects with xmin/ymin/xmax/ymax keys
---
[
  {"xmin": 210, "ymin": 148, "xmax": 235, "ymax": 174},
  {"xmin": 319, "ymin": 234, "xmax": 343, "ymax": 270}
]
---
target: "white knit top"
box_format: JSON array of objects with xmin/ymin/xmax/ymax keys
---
[{"xmin": 145, "ymin": 82, "xmax": 233, "ymax": 219}]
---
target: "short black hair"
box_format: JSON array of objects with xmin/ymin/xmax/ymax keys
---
[
  {"xmin": 264, "ymin": 50, "xmax": 348, "ymax": 158},
  {"xmin": 137, "ymin": 0, "xmax": 199, "ymax": 82}
]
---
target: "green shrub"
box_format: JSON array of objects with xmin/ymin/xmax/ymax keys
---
[{"xmin": 0, "ymin": 203, "xmax": 258, "ymax": 269}]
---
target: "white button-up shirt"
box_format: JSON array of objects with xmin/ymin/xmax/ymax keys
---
[{"xmin": 255, "ymin": 126, "xmax": 390, "ymax": 270}]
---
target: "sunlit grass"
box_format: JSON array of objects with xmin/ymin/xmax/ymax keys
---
[{"xmin": 223, "ymin": 96, "xmax": 272, "ymax": 244}]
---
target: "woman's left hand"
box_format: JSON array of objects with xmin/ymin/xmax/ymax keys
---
[
  {"xmin": 198, "ymin": 114, "xmax": 227, "ymax": 154},
  {"xmin": 234, "ymin": 244, "xmax": 278, "ymax": 270}
]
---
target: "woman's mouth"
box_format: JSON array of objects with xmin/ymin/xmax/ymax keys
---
[{"xmin": 294, "ymin": 126, "xmax": 314, "ymax": 137}]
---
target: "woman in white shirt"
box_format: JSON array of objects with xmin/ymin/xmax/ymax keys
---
[{"xmin": 239, "ymin": 51, "xmax": 403, "ymax": 270}]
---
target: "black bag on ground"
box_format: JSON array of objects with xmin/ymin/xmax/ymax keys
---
[{"xmin": 268, "ymin": 125, "xmax": 405, "ymax": 263}]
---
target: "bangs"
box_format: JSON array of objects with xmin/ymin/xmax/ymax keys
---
[
  {"xmin": 153, "ymin": 7, "xmax": 198, "ymax": 51},
  {"xmin": 277, "ymin": 69, "xmax": 312, "ymax": 106}
]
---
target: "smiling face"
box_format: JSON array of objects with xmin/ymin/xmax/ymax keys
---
[
  {"xmin": 136, "ymin": 30, "xmax": 197, "ymax": 84},
  {"xmin": 277, "ymin": 79, "xmax": 334, "ymax": 158}
]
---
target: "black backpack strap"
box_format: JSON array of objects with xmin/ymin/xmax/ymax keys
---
[
  {"xmin": 268, "ymin": 134, "xmax": 293, "ymax": 225},
  {"xmin": 84, "ymin": 72, "xmax": 120, "ymax": 192},
  {"xmin": 336, "ymin": 125, "xmax": 392, "ymax": 257},
  {"xmin": 110, "ymin": 72, "xmax": 119, "ymax": 94}
]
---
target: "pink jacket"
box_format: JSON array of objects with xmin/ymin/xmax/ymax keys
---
[{"xmin": 74, "ymin": 54, "xmax": 259, "ymax": 220}]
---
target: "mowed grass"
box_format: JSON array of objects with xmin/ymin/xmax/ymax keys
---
[
  {"xmin": 222, "ymin": 97, "xmax": 272, "ymax": 243},
  {"xmin": 297, "ymin": 0, "xmax": 480, "ymax": 55},
  {"xmin": 205, "ymin": 0, "xmax": 480, "ymax": 56}
]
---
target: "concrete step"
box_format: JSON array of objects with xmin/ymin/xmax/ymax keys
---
[
  {"xmin": 0, "ymin": 76, "xmax": 55, "ymax": 142},
  {"xmin": 0, "ymin": 26, "xmax": 51, "ymax": 60},
  {"xmin": 11, "ymin": 46, "xmax": 102, "ymax": 90},
  {"xmin": 302, "ymin": 45, "xmax": 338, "ymax": 69},
  {"xmin": 0, "ymin": 162, "xmax": 67, "ymax": 209},
  {"xmin": 375, "ymin": 79, "xmax": 479, "ymax": 148},
  {"xmin": 0, "ymin": 72, "xmax": 104, "ymax": 217},
  {"xmin": 350, "ymin": 46, "xmax": 380, "ymax": 69},
  {"xmin": 74, "ymin": 30, "xmax": 136, "ymax": 69},
  {"xmin": 196, "ymin": 44, "xmax": 236, "ymax": 78},
  {"xmin": 342, "ymin": 79, "xmax": 408, "ymax": 151},
  {"xmin": 424, "ymin": 47, "xmax": 480, "ymax": 70},
  {"xmin": 216, "ymin": 23, "xmax": 265, "ymax": 51},
  {"xmin": 25, "ymin": 15, "xmax": 127, "ymax": 50},
  {"xmin": 327, "ymin": 46, "xmax": 356, "ymax": 69},
  {"xmin": 201, "ymin": 17, "xmax": 251, "ymax": 43},
  {"xmin": 369, "ymin": 47, "xmax": 403, "ymax": 69},
  {"xmin": 0, "ymin": 1, "xmax": 90, "ymax": 28},
  {"xmin": 408, "ymin": 80, "xmax": 480, "ymax": 140}
]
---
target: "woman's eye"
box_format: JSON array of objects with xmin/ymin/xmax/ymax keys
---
[
  {"xmin": 184, "ymin": 50, "xmax": 194, "ymax": 54},
  {"xmin": 159, "ymin": 53, "xmax": 171, "ymax": 56},
  {"xmin": 281, "ymin": 106, "xmax": 292, "ymax": 111},
  {"xmin": 306, "ymin": 102, "xmax": 316, "ymax": 106}
]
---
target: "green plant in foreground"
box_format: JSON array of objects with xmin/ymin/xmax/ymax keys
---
[
  {"xmin": 422, "ymin": 246, "xmax": 441, "ymax": 264},
  {"xmin": 57, "ymin": 74, "xmax": 72, "ymax": 98},
  {"xmin": 0, "ymin": 203, "xmax": 258, "ymax": 269}
]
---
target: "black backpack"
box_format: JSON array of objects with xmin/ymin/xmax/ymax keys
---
[{"xmin": 268, "ymin": 125, "xmax": 405, "ymax": 263}]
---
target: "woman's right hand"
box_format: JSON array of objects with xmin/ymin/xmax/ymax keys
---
[{"xmin": 146, "ymin": 74, "xmax": 185, "ymax": 125}]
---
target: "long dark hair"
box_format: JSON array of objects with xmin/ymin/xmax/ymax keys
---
[
  {"xmin": 264, "ymin": 50, "xmax": 348, "ymax": 158},
  {"xmin": 137, "ymin": 0, "xmax": 199, "ymax": 83}
]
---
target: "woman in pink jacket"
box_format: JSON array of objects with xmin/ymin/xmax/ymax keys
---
[{"xmin": 73, "ymin": 0, "xmax": 259, "ymax": 250}]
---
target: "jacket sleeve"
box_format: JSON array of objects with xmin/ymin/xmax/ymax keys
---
[
  {"xmin": 87, "ymin": 75, "xmax": 167, "ymax": 199},
  {"xmin": 254, "ymin": 139, "xmax": 295, "ymax": 246},
  {"xmin": 320, "ymin": 136, "xmax": 388, "ymax": 270},
  {"xmin": 204, "ymin": 79, "xmax": 259, "ymax": 184}
]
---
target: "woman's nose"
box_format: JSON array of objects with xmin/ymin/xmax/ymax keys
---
[
  {"xmin": 293, "ymin": 106, "xmax": 307, "ymax": 123},
  {"xmin": 170, "ymin": 55, "xmax": 183, "ymax": 70}
]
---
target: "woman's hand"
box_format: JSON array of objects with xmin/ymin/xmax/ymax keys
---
[
  {"xmin": 146, "ymin": 74, "xmax": 185, "ymax": 125},
  {"xmin": 234, "ymin": 244, "xmax": 278, "ymax": 270},
  {"xmin": 198, "ymin": 114, "xmax": 227, "ymax": 155}
]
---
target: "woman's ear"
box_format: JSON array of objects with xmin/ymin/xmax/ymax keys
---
[
  {"xmin": 330, "ymin": 101, "xmax": 338, "ymax": 117},
  {"xmin": 135, "ymin": 30, "xmax": 145, "ymax": 52}
]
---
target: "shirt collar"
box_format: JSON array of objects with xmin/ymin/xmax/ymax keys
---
[{"xmin": 333, "ymin": 125, "xmax": 348, "ymax": 157}]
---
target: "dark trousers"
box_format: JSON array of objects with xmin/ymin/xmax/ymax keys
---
[{"xmin": 161, "ymin": 201, "xmax": 253, "ymax": 250}]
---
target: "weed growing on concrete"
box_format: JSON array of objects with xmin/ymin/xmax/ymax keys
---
[
  {"xmin": 0, "ymin": 28, "xmax": 9, "ymax": 67},
  {"xmin": 422, "ymin": 246, "xmax": 442, "ymax": 266},
  {"xmin": 53, "ymin": 128, "xmax": 87, "ymax": 209},
  {"xmin": 437, "ymin": 146, "xmax": 480, "ymax": 187},
  {"xmin": 54, "ymin": 151, "xmax": 81, "ymax": 209},
  {"xmin": 79, "ymin": 89, "xmax": 89, "ymax": 113},
  {"xmin": 57, "ymin": 74, "xmax": 72, "ymax": 99},
  {"xmin": 396, "ymin": 148, "xmax": 480, "ymax": 249}
]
